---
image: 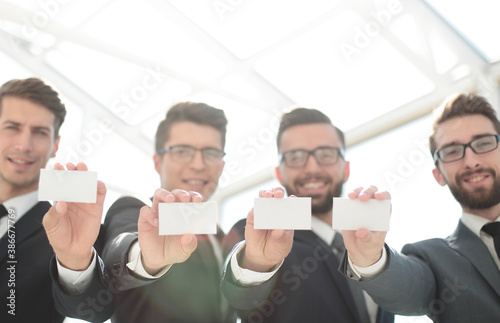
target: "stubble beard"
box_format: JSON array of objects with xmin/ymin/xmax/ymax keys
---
[
  {"xmin": 448, "ymin": 168, "xmax": 500, "ymax": 209},
  {"xmin": 284, "ymin": 179, "xmax": 343, "ymax": 214},
  {"xmin": 0, "ymin": 170, "xmax": 40, "ymax": 193}
]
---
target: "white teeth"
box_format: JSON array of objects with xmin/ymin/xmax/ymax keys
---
[
  {"xmin": 186, "ymin": 180, "xmax": 205, "ymax": 185},
  {"xmin": 303, "ymin": 182, "xmax": 325, "ymax": 189},
  {"xmin": 468, "ymin": 176, "xmax": 485, "ymax": 183},
  {"xmin": 11, "ymin": 158, "xmax": 30, "ymax": 165}
]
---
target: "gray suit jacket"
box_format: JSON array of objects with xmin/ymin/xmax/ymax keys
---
[{"xmin": 341, "ymin": 220, "xmax": 500, "ymax": 322}]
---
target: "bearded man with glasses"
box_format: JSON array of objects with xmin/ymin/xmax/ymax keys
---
[
  {"xmin": 221, "ymin": 108, "xmax": 394, "ymax": 323},
  {"xmin": 341, "ymin": 93, "xmax": 500, "ymax": 322}
]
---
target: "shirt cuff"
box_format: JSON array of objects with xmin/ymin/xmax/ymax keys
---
[
  {"xmin": 126, "ymin": 241, "xmax": 171, "ymax": 278},
  {"xmin": 348, "ymin": 246, "xmax": 387, "ymax": 279},
  {"xmin": 57, "ymin": 248, "xmax": 97, "ymax": 295},
  {"xmin": 230, "ymin": 241, "xmax": 283, "ymax": 286}
]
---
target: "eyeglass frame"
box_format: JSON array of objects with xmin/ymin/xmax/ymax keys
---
[
  {"xmin": 433, "ymin": 134, "xmax": 500, "ymax": 164},
  {"xmin": 157, "ymin": 145, "xmax": 226, "ymax": 165},
  {"xmin": 278, "ymin": 146, "xmax": 345, "ymax": 168}
]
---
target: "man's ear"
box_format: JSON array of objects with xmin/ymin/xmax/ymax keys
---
[
  {"xmin": 217, "ymin": 161, "xmax": 225, "ymax": 178},
  {"xmin": 153, "ymin": 153, "xmax": 162, "ymax": 175},
  {"xmin": 275, "ymin": 166, "xmax": 284, "ymax": 185},
  {"xmin": 343, "ymin": 160, "xmax": 350, "ymax": 183},
  {"xmin": 51, "ymin": 136, "xmax": 61, "ymax": 158},
  {"xmin": 432, "ymin": 167, "xmax": 447, "ymax": 186}
]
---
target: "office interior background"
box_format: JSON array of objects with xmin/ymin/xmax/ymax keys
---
[{"xmin": 1, "ymin": 0, "xmax": 499, "ymax": 322}]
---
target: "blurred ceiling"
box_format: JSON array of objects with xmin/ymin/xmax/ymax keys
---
[{"xmin": 0, "ymin": 0, "xmax": 499, "ymax": 207}]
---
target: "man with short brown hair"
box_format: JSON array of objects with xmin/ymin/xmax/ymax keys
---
[{"xmin": 0, "ymin": 77, "xmax": 66, "ymax": 322}]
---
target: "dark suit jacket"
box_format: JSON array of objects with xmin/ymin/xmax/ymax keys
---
[
  {"xmin": 50, "ymin": 253, "xmax": 114, "ymax": 323},
  {"xmin": 222, "ymin": 219, "xmax": 394, "ymax": 323},
  {"xmin": 0, "ymin": 201, "xmax": 64, "ymax": 323},
  {"xmin": 101, "ymin": 196, "xmax": 235, "ymax": 323},
  {"xmin": 341, "ymin": 220, "xmax": 500, "ymax": 322}
]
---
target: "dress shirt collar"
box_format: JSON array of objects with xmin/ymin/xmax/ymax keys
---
[
  {"xmin": 311, "ymin": 215, "xmax": 340, "ymax": 245},
  {"xmin": 461, "ymin": 211, "xmax": 500, "ymax": 238},
  {"xmin": 3, "ymin": 190, "xmax": 40, "ymax": 220}
]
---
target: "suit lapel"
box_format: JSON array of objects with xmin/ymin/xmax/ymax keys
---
[
  {"xmin": 0, "ymin": 201, "xmax": 51, "ymax": 263},
  {"xmin": 448, "ymin": 221, "xmax": 500, "ymax": 297},
  {"xmin": 295, "ymin": 230, "xmax": 362, "ymax": 322}
]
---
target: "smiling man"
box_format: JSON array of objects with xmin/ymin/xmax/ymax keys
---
[
  {"xmin": 51, "ymin": 102, "xmax": 236, "ymax": 323},
  {"xmin": 341, "ymin": 93, "xmax": 500, "ymax": 322},
  {"xmin": 0, "ymin": 77, "xmax": 66, "ymax": 322},
  {"xmin": 221, "ymin": 108, "xmax": 394, "ymax": 323}
]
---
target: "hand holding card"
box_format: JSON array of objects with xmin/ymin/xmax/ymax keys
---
[
  {"xmin": 137, "ymin": 189, "xmax": 200, "ymax": 275},
  {"xmin": 240, "ymin": 187, "xmax": 295, "ymax": 272},
  {"xmin": 42, "ymin": 162, "xmax": 106, "ymax": 271},
  {"xmin": 341, "ymin": 186, "xmax": 391, "ymax": 268}
]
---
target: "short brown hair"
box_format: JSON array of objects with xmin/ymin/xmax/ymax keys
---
[
  {"xmin": 277, "ymin": 107, "xmax": 345, "ymax": 150},
  {"xmin": 429, "ymin": 93, "xmax": 500, "ymax": 157},
  {"xmin": 155, "ymin": 102, "xmax": 228, "ymax": 152},
  {"xmin": 0, "ymin": 77, "xmax": 67, "ymax": 139}
]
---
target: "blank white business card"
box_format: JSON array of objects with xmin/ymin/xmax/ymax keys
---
[
  {"xmin": 38, "ymin": 169, "xmax": 97, "ymax": 203},
  {"xmin": 254, "ymin": 197, "xmax": 311, "ymax": 230},
  {"xmin": 158, "ymin": 202, "xmax": 217, "ymax": 235},
  {"xmin": 332, "ymin": 198, "xmax": 391, "ymax": 231}
]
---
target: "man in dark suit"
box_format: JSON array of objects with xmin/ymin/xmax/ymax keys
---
[
  {"xmin": 48, "ymin": 102, "xmax": 236, "ymax": 323},
  {"xmin": 341, "ymin": 93, "xmax": 500, "ymax": 322},
  {"xmin": 0, "ymin": 77, "xmax": 66, "ymax": 322},
  {"xmin": 221, "ymin": 108, "xmax": 394, "ymax": 323}
]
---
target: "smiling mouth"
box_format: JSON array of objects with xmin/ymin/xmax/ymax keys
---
[
  {"xmin": 184, "ymin": 179, "xmax": 207, "ymax": 186},
  {"xmin": 301, "ymin": 182, "xmax": 326, "ymax": 189},
  {"xmin": 8, "ymin": 157, "xmax": 34, "ymax": 166},
  {"xmin": 466, "ymin": 175, "xmax": 486, "ymax": 183}
]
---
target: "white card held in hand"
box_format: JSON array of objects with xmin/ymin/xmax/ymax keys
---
[
  {"xmin": 254, "ymin": 197, "xmax": 311, "ymax": 230},
  {"xmin": 332, "ymin": 198, "xmax": 391, "ymax": 231},
  {"xmin": 38, "ymin": 169, "xmax": 97, "ymax": 203},
  {"xmin": 158, "ymin": 201, "xmax": 217, "ymax": 235}
]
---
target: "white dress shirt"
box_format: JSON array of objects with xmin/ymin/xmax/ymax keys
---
[
  {"xmin": 57, "ymin": 236, "xmax": 173, "ymax": 295},
  {"xmin": 0, "ymin": 191, "xmax": 40, "ymax": 238},
  {"xmin": 58, "ymin": 222, "xmax": 223, "ymax": 294}
]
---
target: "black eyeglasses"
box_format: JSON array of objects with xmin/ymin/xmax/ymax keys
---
[
  {"xmin": 279, "ymin": 146, "xmax": 345, "ymax": 168},
  {"xmin": 433, "ymin": 134, "xmax": 500, "ymax": 163},
  {"xmin": 157, "ymin": 145, "xmax": 225, "ymax": 165}
]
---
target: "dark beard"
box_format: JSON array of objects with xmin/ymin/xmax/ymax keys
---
[
  {"xmin": 284, "ymin": 180, "xmax": 343, "ymax": 214},
  {"xmin": 448, "ymin": 168, "xmax": 500, "ymax": 209}
]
